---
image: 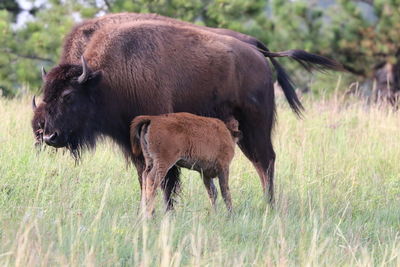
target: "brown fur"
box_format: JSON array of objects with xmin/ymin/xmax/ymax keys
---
[
  {"xmin": 37, "ymin": 15, "xmax": 343, "ymax": 209},
  {"xmin": 33, "ymin": 14, "xmax": 274, "ymax": 210},
  {"xmin": 61, "ymin": 12, "xmax": 262, "ymax": 64},
  {"xmin": 33, "ymin": 12, "xmax": 265, "ymax": 148},
  {"xmin": 43, "ymin": 21, "xmax": 269, "ymax": 151},
  {"xmin": 130, "ymin": 113, "xmax": 238, "ymax": 215},
  {"xmin": 58, "ymin": 12, "xmax": 342, "ymax": 116}
]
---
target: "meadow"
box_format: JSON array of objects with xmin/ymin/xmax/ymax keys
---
[{"xmin": 0, "ymin": 93, "xmax": 399, "ymax": 266}]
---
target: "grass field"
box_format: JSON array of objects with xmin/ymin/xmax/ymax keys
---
[{"xmin": 1, "ymin": 95, "xmax": 399, "ymax": 266}]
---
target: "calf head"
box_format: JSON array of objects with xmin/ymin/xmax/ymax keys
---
[{"xmin": 225, "ymin": 118, "xmax": 241, "ymax": 143}]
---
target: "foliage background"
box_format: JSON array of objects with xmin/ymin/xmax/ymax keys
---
[{"xmin": 0, "ymin": 0, "xmax": 399, "ymax": 97}]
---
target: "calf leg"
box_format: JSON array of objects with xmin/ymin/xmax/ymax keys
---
[
  {"xmin": 140, "ymin": 163, "xmax": 152, "ymax": 210},
  {"xmin": 218, "ymin": 168, "xmax": 232, "ymax": 212},
  {"xmin": 144, "ymin": 161, "xmax": 175, "ymax": 217},
  {"xmin": 202, "ymin": 176, "xmax": 218, "ymax": 209},
  {"xmin": 132, "ymin": 155, "xmax": 145, "ymax": 193}
]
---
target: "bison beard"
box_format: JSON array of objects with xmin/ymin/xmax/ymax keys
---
[
  {"xmin": 65, "ymin": 129, "xmax": 91, "ymax": 162},
  {"xmin": 36, "ymin": 18, "xmax": 343, "ymax": 210}
]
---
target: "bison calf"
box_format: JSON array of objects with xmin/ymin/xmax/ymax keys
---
[{"xmin": 130, "ymin": 112, "xmax": 240, "ymax": 216}]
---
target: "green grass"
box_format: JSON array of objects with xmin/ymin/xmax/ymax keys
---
[{"xmin": 1, "ymin": 95, "xmax": 399, "ymax": 266}]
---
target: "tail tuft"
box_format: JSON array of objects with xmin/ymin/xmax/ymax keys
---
[
  {"xmin": 255, "ymin": 41, "xmax": 343, "ymax": 116},
  {"xmin": 270, "ymin": 57, "xmax": 304, "ymax": 117}
]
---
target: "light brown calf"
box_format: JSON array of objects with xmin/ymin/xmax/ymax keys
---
[{"xmin": 130, "ymin": 112, "xmax": 240, "ymax": 216}]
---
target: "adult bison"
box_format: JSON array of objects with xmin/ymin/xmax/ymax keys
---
[
  {"xmin": 33, "ymin": 13, "xmax": 327, "ymax": 204},
  {"xmin": 34, "ymin": 12, "xmax": 289, "ymax": 146},
  {"xmin": 35, "ymin": 20, "xmax": 342, "ymax": 210}
]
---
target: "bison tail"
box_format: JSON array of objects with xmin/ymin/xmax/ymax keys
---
[
  {"xmin": 270, "ymin": 57, "xmax": 304, "ymax": 116},
  {"xmin": 255, "ymin": 42, "xmax": 344, "ymax": 117},
  {"xmin": 130, "ymin": 118, "xmax": 151, "ymax": 157}
]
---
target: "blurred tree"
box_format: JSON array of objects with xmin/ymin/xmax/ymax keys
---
[
  {"xmin": 0, "ymin": 0, "xmax": 21, "ymax": 18},
  {"xmin": 328, "ymin": 0, "xmax": 400, "ymax": 100},
  {"xmin": 0, "ymin": 1, "xmax": 75, "ymax": 96},
  {"xmin": 1, "ymin": 0, "xmax": 399, "ymax": 98},
  {"xmin": 255, "ymin": 0, "xmax": 333, "ymax": 93}
]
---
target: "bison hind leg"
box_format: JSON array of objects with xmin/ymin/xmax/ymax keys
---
[{"xmin": 236, "ymin": 101, "xmax": 276, "ymax": 205}]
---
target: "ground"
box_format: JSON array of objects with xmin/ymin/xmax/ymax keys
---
[{"xmin": 0, "ymin": 94, "xmax": 399, "ymax": 266}]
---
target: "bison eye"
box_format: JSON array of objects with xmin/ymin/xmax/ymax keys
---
[{"xmin": 61, "ymin": 91, "xmax": 74, "ymax": 103}]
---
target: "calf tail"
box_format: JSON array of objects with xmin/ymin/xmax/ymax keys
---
[
  {"xmin": 130, "ymin": 117, "xmax": 151, "ymax": 157},
  {"xmin": 255, "ymin": 41, "xmax": 344, "ymax": 116}
]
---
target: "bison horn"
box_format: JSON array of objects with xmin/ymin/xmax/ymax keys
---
[
  {"xmin": 32, "ymin": 96, "xmax": 37, "ymax": 110},
  {"xmin": 78, "ymin": 56, "xmax": 89, "ymax": 84},
  {"xmin": 41, "ymin": 66, "xmax": 47, "ymax": 82}
]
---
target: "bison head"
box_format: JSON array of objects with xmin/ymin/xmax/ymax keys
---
[{"xmin": 40, "ymin": 56, "xmax": 102, "ymax": 154}]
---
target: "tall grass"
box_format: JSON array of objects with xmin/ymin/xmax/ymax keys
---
[{"xmin": 0, "ymin": 95, "xmax": 399, "ymax": 266}]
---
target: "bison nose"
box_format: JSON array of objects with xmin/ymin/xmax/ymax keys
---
[{"xmin": 43, "ymin": 132, "xmax": 58, "ymax": 146}]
